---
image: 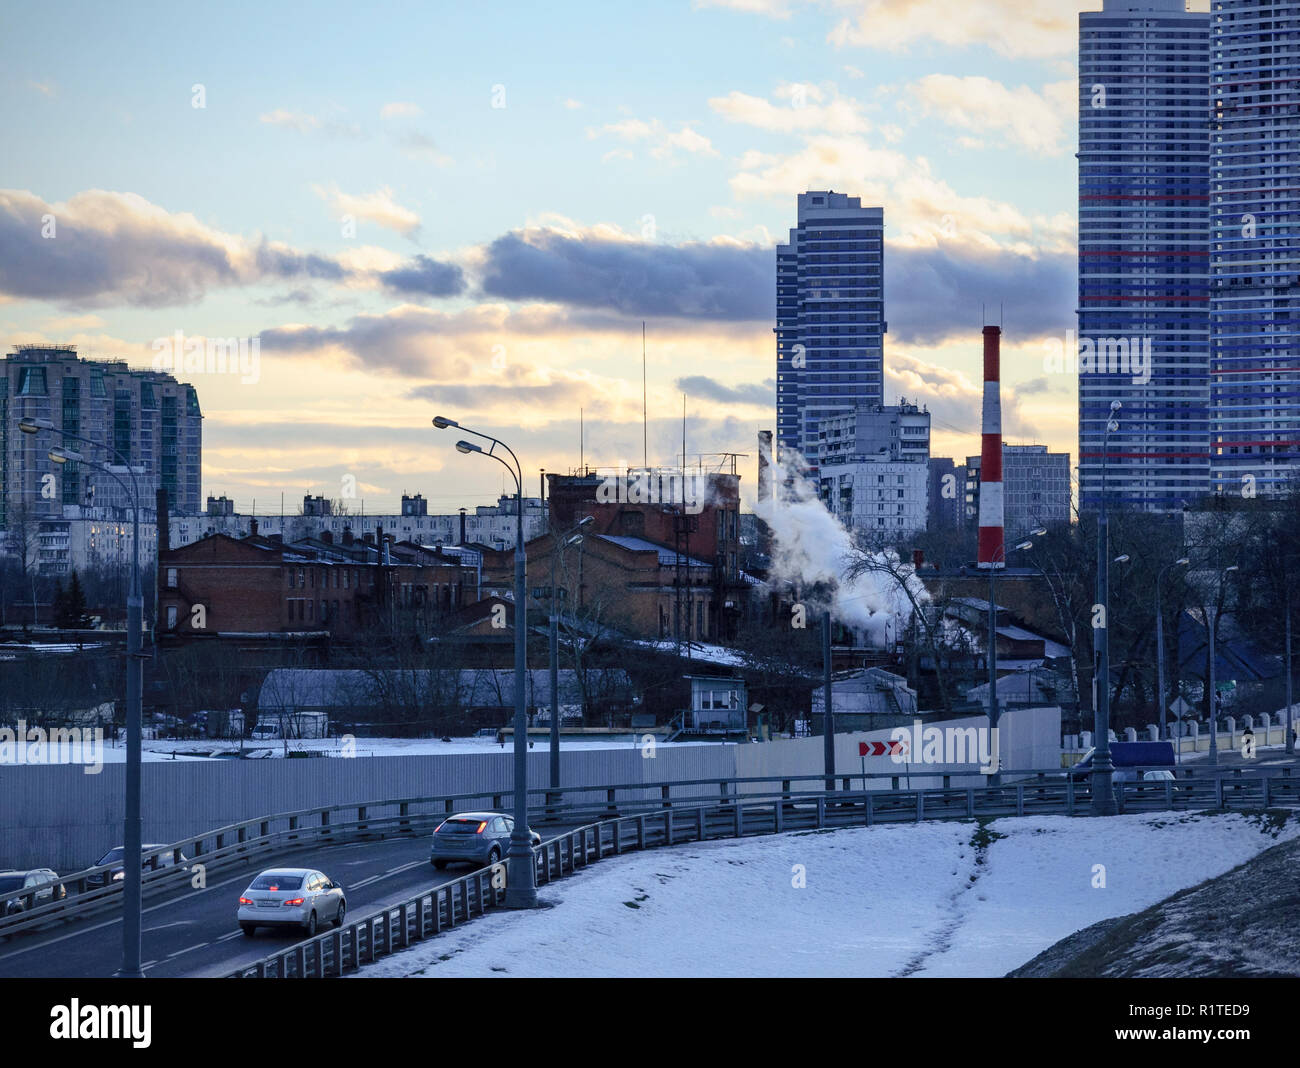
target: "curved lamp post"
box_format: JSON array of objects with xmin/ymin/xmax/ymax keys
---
[
  {"xmin": 1091, "ymin": 400, "xmax": 1122, "ymax": 816},
  {"xmin": 548, "ymin": 517, "xmax": 591, "ymax": 791},
  {"xmin": 434, "ymin": 416, "xmax": 537, "ymax": 908},
  {"xmin": 20, "ymin": 416, "xmax": 146, "ymax": 976},
  {"xmin": 1207, "ymin": 564, "xmax": 1239, "ymax": 767}
]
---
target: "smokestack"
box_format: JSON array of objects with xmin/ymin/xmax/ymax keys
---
[
  {"xmin": 977, "ymin": 325, "xmax": 1004, "ymax": 569},
  {"xmin": 459, "ymin": 507, "xmax": 467, "ymax": 545},
  {"xmin": 249, "ymin": 518, "xmax": 259, "ymax": 537}
]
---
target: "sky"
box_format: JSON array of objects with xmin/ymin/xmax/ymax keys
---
[{"xmin": 0, "ymin": 0, "xmax": 1206, "ymax": 513}]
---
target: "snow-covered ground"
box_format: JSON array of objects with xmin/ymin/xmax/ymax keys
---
[
  {"xmin": 355, "ymin": 811, "xmax": 1298, "ymax": 978},
  {"xmin": 0, "ymin": 733, "xmax": 734, "ymax": 767}
]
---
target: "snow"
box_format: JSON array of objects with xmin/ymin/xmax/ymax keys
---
[{"xmin": 354, "ymin": 811, "xmax": 1299, "ymax": 978}]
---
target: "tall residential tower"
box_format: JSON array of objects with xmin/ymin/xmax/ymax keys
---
[
  {"xmin": 1210, "ymin": 0, "xmax": 1300, "ymax": 496},
  {"xmin": 1078, "ymin": 0, "xmax": 1212, "ymax": 512},
  {"xmin": 775, "ymin": 191, "xmax": 886, "ymax": 470}
]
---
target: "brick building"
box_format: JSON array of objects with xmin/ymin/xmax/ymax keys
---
[
  {"xmin": 475, "ymin": 528, "xmax": 733, "ymax": 643},
  {"xmin": 544, "ymin": 467, "xmax": 748, "ymax": 641},
  {"xmin": 157, "ymin": 522, "xmax": 479, "ymax": 643}
]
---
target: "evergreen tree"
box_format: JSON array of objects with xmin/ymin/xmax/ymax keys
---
[{"xmin": 55, "ymin": 570, "xmax": 90, "ymax": 629}]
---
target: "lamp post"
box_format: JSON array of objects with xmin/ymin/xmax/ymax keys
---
[
  {"xmin": 548, "ymin": 517, "xmax": 591, "ymax": 790},
  {"xmin": 1091, "ymin": 401, "xmax": 1122, "ymax": 816},
  {"xmin": 19, "ymin": 416, "xmax": 145, "ymax": 976},
  {"xmin": 985, "ymin": 529, "xmax": 1045, "ymax": 786},
  {"xmin": 1155, "ymin": 557, "xmax": 1190, "ymax": 756},
  {"xmin": 1207, "ymin": 564, "xmax": 1239, "ymax": 767},
  {"xmin": 433, "ymin": 416, "xmax": 536, "ymax": 908}
]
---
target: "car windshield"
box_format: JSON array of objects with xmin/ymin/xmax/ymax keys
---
[
  {"xmin": 0, "ymin": 876, "xmax": 25, "ymax": 892},
  {"xmin": 98, "ymin": 849, "xmax": 124, "ymax": 865},
  {"xmin": 249, "ymin": 873, "xmax": 304, "ymax": 890},
  {"xmin": 440, "ymin": 819, "xmax": 484, "ymax": 834}
]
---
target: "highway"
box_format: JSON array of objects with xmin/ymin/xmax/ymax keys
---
[{"xmin": 0, "ymin": 824, "xmax": 580, "ymax": 979}]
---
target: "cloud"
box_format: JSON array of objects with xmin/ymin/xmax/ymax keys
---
[
  {"xmin": 701, "ymin": 0, "xmax": 1117, "ymax": 59},
  {"xmin": 28, "ymin": 80, "xmax": 56, "ymax": 98},
  {"xmin": 314, "ymin": 185, "xmax": 422, "ymax": 238},
  {"xmin": 380, "ymin": 101, "xmax": 422, "ymax": 118},
  {"xmin": 908, "ymin": 75, "xmax": 1075, "ymax": 155},
  {"xmin": 587, "ymin": 118, "xmax": 719, "ymax": 160},
  {"xmin": 0, "ymin": 188, "xmax": 459, "ymax": 308},
  {"xmin": 709, "ymin": 83, "xmax": 870, "ymax": 134},
  {"xmin": 377, "ymin": 255, "xmax": 467, "ymax": 297},
  {"xmin": 673, "ymin": 374, "xmax": 773, "ymax": 408},
  {"xmin": 259, "ymin": 109, "xmax": 321, "ymax": 133},
  {"xmin": 394, "ymin": 130, "xmax": 452, "ymax": 165},
  {"xmin": 478, "ymin": 226, "xmax": 772, "ymax": 321},
  {"xmin": 563, "ymin": 98, "xmax": 584, "ymax": 110},
  {"xmin": 886, "ymin": 241, "xmax": 1074, "ymax": 345},
  {"xmin": 258, "ymin": 109, "xmax": 363, "ymax": 138},
  {"xmin": 728, "ymin": 133, "xmax": 1073, "ymax": 253}
]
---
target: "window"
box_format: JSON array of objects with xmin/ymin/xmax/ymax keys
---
[
  {"xmin": 17, "ymin": 367, "xmax": 47, "ymax": 395},
  {"xmin": 166, "ymin": 568, "xmax": 177, "ymax": 588},
  {"xmin": 166, "ymin": 605, "xmax": 177, "ymax": 629}
]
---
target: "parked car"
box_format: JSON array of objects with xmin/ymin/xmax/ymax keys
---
[
  {"xmin": 430, "ymin": 812, "xmax": 541, "ymax": 870},
  {"xmin": 237, "ymin": 868, "xmax": 345, "ymax": 937},
  {"xmin": 88, "ymin": 844, "xmax": 189, "ymax": 888},
  {"xmin": 0, "ymin": 869, "xmax": 65, "ymax": 916}
]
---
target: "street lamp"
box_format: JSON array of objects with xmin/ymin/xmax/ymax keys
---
[
  {"xmin": 1207, "ymin": 564, "xmax": 1239, "ymax": 767},
  {"xmin": 434, "ymin": 416, "xmax": 536, "ymax": 908},
  {"xmin": 1155, "ymin": 557, "xmax": 1190, "ymax": 758},
  {"xmin": 984, "ymin": 526, "xmax": 1046, "ymax": 786},
  {"xmin": 1091, "ymin": 400, "xmax": 1122, "ymax": 816},
  {"xmin": 547, "ymin": 517, "xmax": 592, "ymax": 791},
  {"xmin": 20, "ymin": 417, "xmax": 146, "ymax": 976}
]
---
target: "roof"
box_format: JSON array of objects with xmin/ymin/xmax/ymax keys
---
[{"xmin": 594, "ymin": 534, "xmax": 712, "ymax": 569}]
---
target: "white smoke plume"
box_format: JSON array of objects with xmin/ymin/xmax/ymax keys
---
[{"xmin": 750, "ymin": 446, "xmax": 928, "ymax": 647}]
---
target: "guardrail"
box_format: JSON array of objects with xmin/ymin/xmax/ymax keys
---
[
  {"xmin": 226, "ymin": 767, "xmax": 1300, "ymax": 977},
  {"xmin": 6, "ymin": 763, "xmax": 1297, "ymax": 942}
]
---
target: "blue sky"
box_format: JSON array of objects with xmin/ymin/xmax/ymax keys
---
[{"xmin": 1, "ymin": 1, "xmax": 1165, "ymax": 511}]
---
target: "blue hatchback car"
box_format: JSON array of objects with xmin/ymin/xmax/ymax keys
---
[{"xmin": 430, "ymin": 812, "xmax": 541, "ymax": 870}]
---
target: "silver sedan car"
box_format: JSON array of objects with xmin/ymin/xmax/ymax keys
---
[
  {"xmin": 430, "ymin": 812, "xmax": 541, "ymax": 870},
  {"xmin": 237, "ymin": 868, "xmax": 346, "ymax": 937}
]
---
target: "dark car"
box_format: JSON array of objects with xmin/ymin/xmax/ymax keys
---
[
  {"xmin": 87, "ymin": 845, "xmax": 190, "ymax": 888},
  {"xmin": 0, "ymin": 869, "xmax": 65, "ymax": 916},
  {"xmin": 430, "ymin": 812, "xmax": 541, "ymax": 870}
]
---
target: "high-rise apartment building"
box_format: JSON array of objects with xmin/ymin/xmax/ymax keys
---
[
  {"xmin": 1078, "ymin": 0, "xmax": 1212, "ymax": 512},
  {"xmin": 776, "ymin": 191, "xmax": 886, "ymax": 468},
  {"xmin": 1, "ymin": 345, "xmax": 202, "ymax": 531},
  {"xmin": 1210, "ymin": 0, "xmax": 1300, "ymax": 496},
  {"xmin": 817, "ymin": 401, "xmax": 930, "ymax": 541}
]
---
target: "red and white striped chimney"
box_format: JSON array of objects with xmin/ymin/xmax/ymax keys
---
[{"xmin": 977, "ymin": 324, "xmax": 1004, "ymax": 569}]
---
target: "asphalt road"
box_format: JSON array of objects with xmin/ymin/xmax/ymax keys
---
[{"xmin": 0, "ymin": 824, "xmax": 580, "ymax": 979}]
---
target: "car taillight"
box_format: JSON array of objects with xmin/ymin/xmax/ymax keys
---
[
  {"xmin": 284, "ymin": 897, "xmax": 304, "ymax": 906},
  {"xmin": 476, "ymin": 821, "xmax": 487, "ymax": 834},
  {"xmin": 239, "ymin": 897, "xmax": 253, "ymax": 905},
  {"xmin": 434, "ymin": 821, "xmax": 445, "ymax": 833}
]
